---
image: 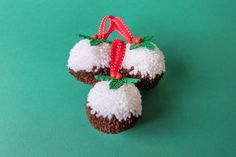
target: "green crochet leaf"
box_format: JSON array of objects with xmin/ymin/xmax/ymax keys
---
[
  {"xmin": 95, "ymin": 75, "xmax": 112, "ymax": 81},
  {"xmin": 109, "ymin": 79, "xmax": 124, "ymax": 89},
  {"xmin": 122, "ymin": 78, "xmax": 140, "ymax": 84}
]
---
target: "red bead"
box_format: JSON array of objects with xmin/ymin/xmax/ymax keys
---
[{"xmin": 93, "ymin": 34, "xmax": 98, "ymax": 39}]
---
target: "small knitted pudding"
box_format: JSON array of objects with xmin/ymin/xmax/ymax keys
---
[
  {"xmin": 121, "ymin": 41, "xmax": 165, "ymax": 89},
  {"xmin": 86, "ymin": 81, "xmax": 142, "ymax": 134},
  {"xmin": 67, "ymin": 39, "xmax": 111, "ymax": 85}
]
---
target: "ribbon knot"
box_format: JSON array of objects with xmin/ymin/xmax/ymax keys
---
[{"xmin": 95, "ymin": 16, "xmax": 141, "ymax": 79}]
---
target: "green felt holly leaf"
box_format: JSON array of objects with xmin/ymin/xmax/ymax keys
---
[
  {"xmin": 122, "ymin": 78, "xmax": 140, "ymax": 84},
  {"xmin": 95, "ymin": 75, "xmax": 140, "ymax": 90},
  {"xmin": 77, "ymin": 34, "xmax": 112, "ymax": 46},
  {"xmin": 101, "ymin": 39, "xmax": 112, "ymax": 44},
  {"xmin": 95, "ymin": 75, "xmax": 112, "ymax": 81},
  {"xmin": 142, "ymin": 36, "xmax": 153, "ymax": 42},
  {"xmin": 129, "ymin": 35, "xmax": 156, "ymax": 51},
  {"xmin": 109, "ymin": 77, "xmax": 140, "ymax": 89},
  {"xmin": 130, "ymin": 41, "xmax": 155, "ymax": 51},
  {"xmin": 109, "ymin": 79, "xmax": 124, "ymax": 89},
  {"xmin": 90, "ymin": 39, "xmax": 102, "ymax": 46},
  {"xmin": 144, "ymin": 41, "xmax": 155, "ymax": 50},
  {"xmin": 130, "ymin": 43, "xmax": 142, "ymax": 50},
  {"xmin": 77, "ymin": 34, "xmax": 93, "ymax": 40}
]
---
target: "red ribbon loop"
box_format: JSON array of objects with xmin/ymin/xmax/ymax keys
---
[
  {"xmin": 98, "ymin": 16, "xmax": 115, "ymax": 39},
  {"xmin": 96, "ymin": 16, "xmax": 138, "ymax": 79},
  {"xmin": 97, "ymin": 16, "xmax": 135, "ymax": 43},
  {"xmin": 110, "ymin": 39, "xmax": 126, "ymax": 79},
  {"xmin": 112, "ymin": 17, "xmax": 134, "ymax": 43}
]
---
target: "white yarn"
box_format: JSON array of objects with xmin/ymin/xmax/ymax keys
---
[
  {"xmin": 122, "ymin": 43, "xmax": 165, "ymax": 79},
  {"xmin": 87, "ymin": 81, "xmax": 142, "ymax": 121},
  {"xmin": 67, "ymin": 39, "xmax": 111, "ymax": 72}
]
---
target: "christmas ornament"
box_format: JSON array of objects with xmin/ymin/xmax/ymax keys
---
[
  {"xmin": 67, "ymin": 16, "xmax": 114, "ymax": 85},
  {"xmin": 67, "ymin": 16, "xmax": 166, "ymax": 133},
  {"xmin": 67, "ymin": 16, "xmax": 165, "ymax": 89}
]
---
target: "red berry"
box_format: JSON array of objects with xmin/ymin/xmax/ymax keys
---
[
  {"xmin": 132, "ymin": 38, "xmax": 136, "ymax": 44},
  {"xmin": 115, "ymin": 73, "xmax": 122, "ymax": 79},
  {"xmin": 131, "ymin": 37, "xmax": 142, "ymax": 44},
  {"xmin": 136, "ymin": 37, "xmax": 142, "ymax": 43},
  {"xmin": 110, "ymin": 71, "xmax": 116, "ymax": 78},
  {"xmin": 97, "ymin": 34, "xmax": 102, "ymax": 39},
  {"xmin": 93, "ymin": 34, "xmax": 98, "ymax": 39}
]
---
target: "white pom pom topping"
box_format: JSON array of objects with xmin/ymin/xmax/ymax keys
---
[
  {"xmin": 87, "ymin": 81, "xmax": 142, "ymax": 121},
  {"xmin": 67, "ymin": 39, "xmax": 111, "ymax": 72},
  {"xmin": 122, "ymin": 43, "xmax": 165, "ymax": 79},
  {"xmin": 67, "ymin": 39, "xmax": 165, "ymax": 79}
]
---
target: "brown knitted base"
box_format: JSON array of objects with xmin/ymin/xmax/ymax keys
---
[
  {"xmin": 86, "ymin": 105, "xmax": 139, "ymax": 134},
  {"xmin": 120, "ymin": 68, "xmax": 164, "ymax": 90},
  {"xmin": 69, "ymin": 66, "xmax": 163, "ymax": 89},
  {"xmin": 69, "ymin": 67, "xmax": 110, "ymax": 86}
]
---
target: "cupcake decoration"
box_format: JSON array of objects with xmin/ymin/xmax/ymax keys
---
[{"xmin": 67, "ymin": 16, "xmax": 166, "ymax": 134}]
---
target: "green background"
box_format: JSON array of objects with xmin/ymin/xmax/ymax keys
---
[{"xmin": 0, "ymin": 0, "xmax": 236, "ymax": 156}]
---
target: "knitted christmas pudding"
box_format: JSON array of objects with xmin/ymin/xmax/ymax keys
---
[
  {"xmin": 67, "ymin": 16, "xmax": 114, "ymax": 85},
  {"xmin": 86, "ymin": 39, "xmax": 142, "ymax": 134},
  {"xmin": 67, "ymin": 16, "xmax": 165, "ymax": 89},
  {"xmin": 121, "ymin": 39, "xmax": 165, "ymax": 89},
  {"xmin": 86, "ymin": 80, "xmax": 141, "ymax": 134},
  {"xmin": 110, "ymin": 17, "xmax": 165, "ymax": 89}
]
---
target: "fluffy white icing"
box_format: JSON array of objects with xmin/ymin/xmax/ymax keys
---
[
  {"xmin": 87, "ymin": 81, "xmax": 142, "ymax": 121},
  {"xmin": 67, "ymin": 39, "xmax": 111, "ymax": 72},
  {"xmin": 122, "ymin": 43, "xmax": 165, "ymax": 79}
]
